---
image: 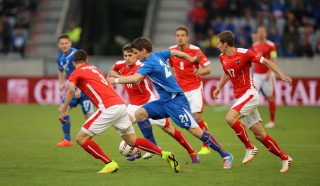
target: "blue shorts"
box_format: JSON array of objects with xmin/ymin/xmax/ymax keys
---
[
  {"xmin": 142, "ymin": 94, "xmax": 198, "ymax": 129},
  {"xmin": 62, "ymin": 92, "xmax": 94, "ymax": 115}
]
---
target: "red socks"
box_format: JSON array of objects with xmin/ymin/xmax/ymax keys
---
[
  {"xmin": 262, "ymin": 135, "xmax": 288, "ymax": 160},
  {"xmin": 231, "ymin": 121, "xmax": 254, "ymax": 149},
  {"xmin": 134, "ymin": 138, "xmax": 162, "ymax": 155},
  {"xmin": 172, "ymin": 128, "xmax": 196, "ymax": 154},
  {"xmin": 198, "ymin": 120, "xmax": 209, "ymax": 147},
  {"xmin": 81, "ymin": 139, "xmax": 111, "ymax": 164},
  {"xmin": 269, "ymin": 100, "xmax": 276, "ymax": 122}
]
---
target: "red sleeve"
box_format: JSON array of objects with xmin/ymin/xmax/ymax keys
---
[
  {"xmin": 198, "ymin": 49, "xmax": 210, "ymax": 67},
  {"xmin": 246, "ymin": 50, "xmax": 264, "ymax": 64},
  {"xmin": 68, "ymin": 70, "xmax": 79, "ymax": 85},
  {"xmin": 113, "ymin": 63, "xmax": 120, "ymax": 72}
]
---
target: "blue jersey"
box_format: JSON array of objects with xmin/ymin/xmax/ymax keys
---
[
  {"xmin": 56, "ymin": 48, "xmax": 77, "ymax": 77},
  {"xmin": 137, "ymin": 50, "xmax": 184, "ymax": 101}
]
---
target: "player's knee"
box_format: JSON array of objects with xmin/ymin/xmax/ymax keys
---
[
  {"xmin": 76, "ymin": 135, "xmax": 85, "ymax": 145},
  {"xmin": 225, "ymin": 115, "xmax": 234, "ymax": 126},
  {"xmin": 135, "ymin": 108, "xmax": 148, "ymax": 121},
  {"xmin": 253, "ymin": 132, "xmax": 265, "ymax": 141},
  {"xmin": 75, "ymin": 132, "xmax": 90, "ymax": 145},
  {"xmin": 254, "ymin": 134, "xmax": 264, "ymax": 141},
  {"xmin": 193, "ymin": 112, "xmax": 202, "ymax": 122},
  {"xmin": 162, "ymin": 125, "xmax": 174, "ymax": 135},
  {"xmin": 125, "ymin": 139, "xmax": 135, "ymax": 146}
]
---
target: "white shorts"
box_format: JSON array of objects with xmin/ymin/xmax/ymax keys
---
[
  {"xmin": 184, "ymin": 84, "xmax": 204, "ymax": 113},
  {"xmin": 127, "ymin": 96, "xmax": 169, "ymax": 127},
  {"xmin": 253, "ymin": 73, "xmax": 275, "ymax": 97},
  {"xmin": 81, "ymin": 104, "xmax": 135, "ymax": 136},
  {"xmin": 232, "ymin": 88, "xmax": 262, "ymax": 128}
]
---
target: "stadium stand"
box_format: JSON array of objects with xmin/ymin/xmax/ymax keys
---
[{"xmin": 187, "ymin": 0, "xmax": 320, "ymax": 57}]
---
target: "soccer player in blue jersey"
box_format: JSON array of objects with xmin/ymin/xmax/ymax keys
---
[
  {"xmin": 56, "ymin": 34, "xmax": 94, "ymax": 147},
  {"xmin": 108, "ymin": 37, "xmax": 233, "ymax": 169}
]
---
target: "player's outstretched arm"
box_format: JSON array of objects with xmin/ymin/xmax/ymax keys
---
[
  {"xmin": 194, "ymin": 65, "xmax": 211, "ymax": 76},
  {"xmin": 213, "ymin": 73, "xmax": 230, "ymax": 99},
  {"xmin": 170, "ymin": 49, "xmax": 199, "ymax": 63},
  {"xmin": 108, "ymin": 73, "xmax": 144, "ymax": 85},
  {"xmin": 59, "ymin": 82, "xmax": 75, "ymax": 123},
  {"xmin": 107, "ymin": 65, "xmax": 121, "ymax": 78},
  {"xmin": 263, "ymin": 58, "xmax": 292, "ymax": 84}
]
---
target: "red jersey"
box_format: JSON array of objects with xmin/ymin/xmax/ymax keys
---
[
  {"xmin": 113, "ymin": 60, "xmax": 152, "ymax": 105},
  {"xmin": 68, "ymin": 64, "xmax": 124, "ymax": 109},
  {"xmin": 219, "ymin": 48, "xmax": 264, "ymax": 98},
  {"xmin": 251, "ymin": 40, "xmax": 276, "ymax": 74},
  {"xmin": 168, "ymin": 44, "xmax": 210, "ymax": 92}
]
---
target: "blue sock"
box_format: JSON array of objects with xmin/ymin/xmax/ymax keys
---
[
  {"xmin": 61, "ymin": 116, "xmax": 71, "ymax": 141},
  {"xmin": 200, "ymin": 130, "xmax": 229, "ymax": 158},
  {"xmin": 137, "ymin": 119, "xmax": 157, "ymax": 146}
]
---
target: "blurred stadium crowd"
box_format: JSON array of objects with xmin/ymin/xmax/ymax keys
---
[
  {"xmin": 0, "ymin": 0, "xmax": 37, "ymax": 58},
  {"xmin": 188, "ymin": 0, "xmax": 320, "ymax": 57}
]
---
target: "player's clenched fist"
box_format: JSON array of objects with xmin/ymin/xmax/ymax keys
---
[{"xmin": 107, "ymin": 77, "xmax": 116, "ymax": 84}]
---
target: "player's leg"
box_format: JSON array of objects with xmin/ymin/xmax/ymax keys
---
[
  {"xmin": 134, "ymin": 101, "xmax": 168, "ymax": 159},
  {"xmin": 123, "ymin": 104, "xmax": 142, "ymax": 161},
  {"xmin": 185, "ymin": 87, "xmax": 210, "ymax": 154},
  {"xmin": 56, "ymin": 98, "xmax": 74, "ymax": 147},
  {"xmin": 159, "ymin": 119, "xmax": 199, "ymax": 163},
  {"xmin": 249, "ymin": 118, "xmax": 292, "ymax": 172},
  {"xmin": 77, "ymin": 109, "xmax": 118, "ymax": 174},
  {"xmin": 166, "ymin": 95, "xmax": 232, "ymax": 169},
  {"xmin": 263, "ymin": 76, "xmax": 276, "ymax": 128},
  {"xmin": 194, "ymin": 112, "xmax": 211, "ymax": 154},
  {"xmin": 115, "ymin": 105, "xmax": 180, "ymax": 173},
  {"xmin": 229, "ymin": 89, "xmax": 260, "ymax": 164},
  {"xmin": 121, "ymin": 132, "xmax": 180, "ymax": 173},
  {"xmin": 135, "ymin": 100, "xmax": 168, "ymax": 146}
]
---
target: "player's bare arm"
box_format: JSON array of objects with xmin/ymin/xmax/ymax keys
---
[
  {"xmin": 262, "ymin": 58, "xmax": 292, "ymax": 84},
  {"xmin": 266, "ymin": 51, "xmax": 278, "ymax": 80},
  {"xmin": 170, "ymin": 49, "xmax": 199, "ymax": 63},
  {"xmin": 213, "ymin": 73, "xmax": 230, "ymax": 99},
  {"xmin": 59, "ymin": 81, "xmax": 76, "ymax": 123},
  {"xmin": 194, "ymin": 65, "xmax": 211, "ymax": 76},
  {"xmin": 107, "ymin": 65, "xmax": 121, "ymax": 78},
  {"xmin": 108, "ymin": 73, "xmax": 144, "ymax": 85},
  {"xmin": 58, "ymin": 70, "xmax": 66, "ymax": 91}
]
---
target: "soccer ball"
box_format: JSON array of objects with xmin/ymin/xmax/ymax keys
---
[{"xmin": 119, "ymin": 140, "xmax": 138, "ymax": 157}]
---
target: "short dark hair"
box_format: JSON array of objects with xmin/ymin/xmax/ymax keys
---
[
  {"xmin": 122, "ymin": 43, "xmax": 133, "ymax": 53},
  {"xmin": 217, "ymin": 30, "xmax": 235, "ymax": 47},
  {"xmin": 131, "ymin": 37, "xmax": 153, "ymax": 53},
  {"xmin": 176, "ymin": 26, "xmax": 189, "ymax": 36},
  {"xmin": 58, "ymin": 34, "xmax": 71, "ymax": 41},
  {"xmin": 74, "ymin": 49, "xmax": 88, "ymax": 63}
]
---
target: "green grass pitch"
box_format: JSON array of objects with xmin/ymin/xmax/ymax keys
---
[{"xmin": 0, "ymin": 104, "xmax": 319, "ymax": 186}]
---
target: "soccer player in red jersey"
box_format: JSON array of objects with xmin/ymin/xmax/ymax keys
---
[
  {"xmin": 168, "ymin": 26, "xmax": 211, "ymax": 155},
  {"xmin": 58, "ymin": 49, "xmax": 181, "ymax": 173},
  {"xmin": 108, "ymin": 44, "xmax": 199, "ymax": 163},
  {"xmin": 252, "ymin": 26, "xmax": 278, "ymax": 128},
  {"xmin": 213, "ymin": 30, "xmax": 293, "ymax": 172}
]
